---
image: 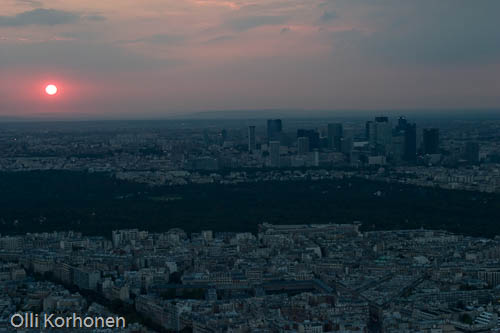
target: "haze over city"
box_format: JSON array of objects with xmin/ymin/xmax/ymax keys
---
[
  {"xmin": 3, "ymin": 1, "xmax": 500, "ymax": 332},
  {"xmin": 1, "ymin": 0, "xmax": 500, "ymax": 119}
]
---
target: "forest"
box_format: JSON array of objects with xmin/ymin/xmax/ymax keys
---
[{"xmin": 0, "ymin": 170, "xmax": 499, "ymax": 238}]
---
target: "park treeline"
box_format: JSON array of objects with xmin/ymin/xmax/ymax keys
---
[{"xmin": 0, "ymin": 170, "xmax": 499, "ymax": 238}]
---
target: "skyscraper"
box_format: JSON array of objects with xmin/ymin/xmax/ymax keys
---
[
  {"xmin": 403, "ymin": 123, "xmax": 417, "ymax": 161},
  {"xmin": 365, "ymin": 121, "xmax": 374, "ymax": 141},
  {"xmin": 375, "ymin": 117, "xmax": 392, "ymax": 147},
  {"xmin": 423, "ymin": 128, "xmax": 440, "ymax": 154},
  {"xmin": 341, "ymin": 137, "xmax": 353, "ymax": 155},
  {"xmin": 392, "ymin": 134, "xmax": 405, "ymax": 161},
  {"xmin": 396, "ymin": 116, "xmax": 408, "ymax": 133},
  {"xmin": 267, "ymin": 119, "xmax": 282, "ymax": 142},
  {"xmin": 248, "ymin": 126, "xmax": 256, "ymax": 152},
  {"xmin": 297, "ymin": 137, "xmax": 310, "ymax": 155},
  {"xmin": 297, "ymin": 129, "xmax": 320, "ymax": 149},
  {"xmin": 340, "ymin": 128, "xmax": 353, "ymax": 155},
  {"xmin": 327, "ymin": 123, "xmax": 343, "ymax": 151},
  {"xmin": 269, "ymin": 141, "xmax": 281, "ymax": 168},
  {"xmin": 367, "ymin": 117, "xmax": 392, "ymax": 154}
]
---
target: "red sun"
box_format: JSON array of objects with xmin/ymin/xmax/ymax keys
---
[{"xmin": 45, "ymin": 84, "xmax": 58, "ymax": 96}]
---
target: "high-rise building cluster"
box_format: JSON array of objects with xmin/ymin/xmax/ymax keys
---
[
  {"xmin": 242, "ymin": 116, "xmax": 448, "ymax": 168},
  {"xmin": 0, "ymin": 117, "xmax": 495, "ymax": 190}
]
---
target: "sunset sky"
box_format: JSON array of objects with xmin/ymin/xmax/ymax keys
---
[{"xmin": 1, "ymin": 0, "xmax": 499, "ymax": 118}]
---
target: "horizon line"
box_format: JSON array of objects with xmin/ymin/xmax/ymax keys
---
[{"xmin": 1, "ymin": 108, "xmax": 499, "ymax": 123}]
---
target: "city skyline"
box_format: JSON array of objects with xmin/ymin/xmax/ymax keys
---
[
  {"xmin": 1, "ymin": 0, "xmax": 500, "ymax": 119},
  {"xmin": 2, "ymin": 1, "xmax": 500, "ymax": 329}
]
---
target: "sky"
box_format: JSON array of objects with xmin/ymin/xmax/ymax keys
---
[{"xmin": 0, "ymin": 0, "xmax": 499, "ymax": 119}]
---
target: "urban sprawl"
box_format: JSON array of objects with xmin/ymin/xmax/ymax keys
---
[
  {"xmin": 0, "ymin": 116, "xmax": 500, "ymax": 192},
  {"xmin": 2, "ymin": 224, "xmax": 500, "ymax": 332}
]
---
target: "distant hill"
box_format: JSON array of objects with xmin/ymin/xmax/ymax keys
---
[
  {"xmin": 173, "ymin": 108, "xmax": 500, "ymax": 120},
  {"xmin": 2, "ymin": 108, "xmax": 499, "ymax": 122}
]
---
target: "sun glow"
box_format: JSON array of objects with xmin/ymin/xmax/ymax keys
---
[{"xmin": 45, "ymin": 84, "xmax": 58, "ymax": 96}]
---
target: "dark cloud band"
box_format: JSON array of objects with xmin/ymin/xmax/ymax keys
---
[{"xmin": 0, "ymin": 8, "xmax": 105, "ymax": 26}]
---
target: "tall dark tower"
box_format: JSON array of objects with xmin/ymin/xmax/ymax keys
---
[
  {"xmin": 327, "ymin": 123, "xmax": 343, "ymax": 151},
  {"xmin": 365, "ymin": 121, "xmax": 373, "ymax": 140},
  {"xmin": 396, "ymin": 116, "xmax": 408, "ymax": 132},
  {"xmin": 403, "ymin": 123, "xmax": 417, "ymax": 161},
  {"xmin": 267, "ymin": 119, "xmax": 282, "ymax": 142},
  {"xmin": 297, "ymin": 129, "xmax": 320, "ymax": 149},
  {"xmin": 248, "ymin": 126, "xmax": 256, "ymax": 152},
  {"xmin": 423, "ymin": 128, "xmax": 439, "ymax": 154}
]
